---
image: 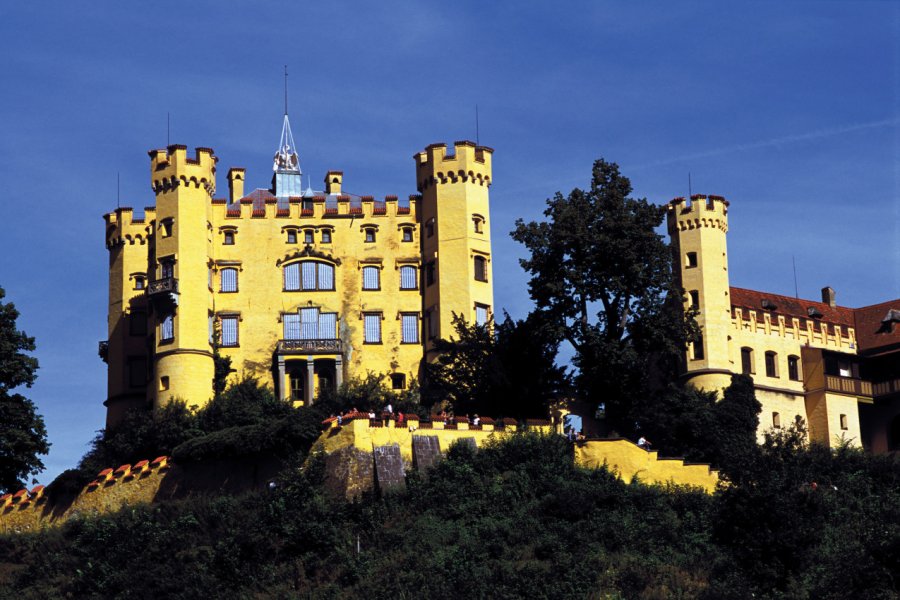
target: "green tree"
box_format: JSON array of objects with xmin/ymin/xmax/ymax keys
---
[
  {"xmin": 511, "ymin": 159, "xmax": 698, "ymax": 434},
  {"xmin": 0, "ymin": 286, "xmax": 50, "ymax": 492},
  {"xmin": 424, "ymin": 312, "xmax": 568, "ymax": 418}
]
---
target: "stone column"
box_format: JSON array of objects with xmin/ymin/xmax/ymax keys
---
[
  {"xmin": 305, "ymin": 357, "xmax": 315, "ymax": 405},
  {"xmin": 335, "ymin": 355, "xmax": 343, "ymax": 389},
  {"xmin": 277, "ymin": 356, "xmax": 286, "ymax": 402}
]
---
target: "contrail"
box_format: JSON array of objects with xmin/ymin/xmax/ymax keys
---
[{"xmin": 632, "ymin": 117, "xmax": 900, "ymax": 169}]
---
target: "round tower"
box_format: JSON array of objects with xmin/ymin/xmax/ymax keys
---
[
  {"xmin": 666, "ymin": 194, "xmax": 733, "ymax": 393},
  {"xmin": 415, "ymin": 141, "xmax": 494, "ymax": 356},
  {"xmin": 147, "ymin": 145, "xmax": 217, "ymax": 411}
]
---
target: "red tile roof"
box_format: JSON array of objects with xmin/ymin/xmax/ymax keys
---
[
  {"xmin": 853, "ymin": 300, "xmax": 900, "ymax": 353},
  {"xmin": 729, "ymin": 287, "xmax": 854, "ymax": 327}
]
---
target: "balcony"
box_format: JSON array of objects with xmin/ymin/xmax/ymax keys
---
[
  {"xmin": 98, "ymin": 340, "xmax": 108, "ymax": 363},
  {"xmin": 873, "ymin": 378, "xmax": 900, "ymax": 399},
  {"xmin": 147, "ymin": 277, "xmax": 178, "ymax": 296},
  {"xmin": 825, "ymin": 375, "xmax": 873, "ymax": 398},
  {"xmin": 277, "ymin": 339, "xmax": 342, "ymax": 355}
]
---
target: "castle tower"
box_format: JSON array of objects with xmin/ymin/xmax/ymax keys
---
[
  {"xmin": 103, "ymin": 206, "xmax": 153, "ymax": 427},
  {"xmin": 666, "ymin": 195, "xmax": 733, "ymax": 392},
  {"xmin": 147, "ymin": 145, "xmax": 217, "ymax": 411},
  {"xmin": 415, "ymin": 141, "xmax": 494, "ymax": 355}
]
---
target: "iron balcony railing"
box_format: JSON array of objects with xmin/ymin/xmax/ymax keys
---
[
  {"xmin": 825, "ymin": 375, "xmax": 873, "ymax": 398},
  {"xmin": 277, "ymin": 339, "xmax": 342, "ymax": 354},
  {"xmin": 147, "ymin": 276, "xmax": 178, "ymax": 296}
]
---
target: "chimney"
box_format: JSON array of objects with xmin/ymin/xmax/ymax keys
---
[
  {"xmin": 325, "ymin": 171, "xmax": 343, "ymax": 195},
  {"xmin": 227, "ymin": 168, "xmax": 245, "ymax": 204},
  {"xmin": 821, "ymin": 286, "xmax": 836, "ymax": 308}
]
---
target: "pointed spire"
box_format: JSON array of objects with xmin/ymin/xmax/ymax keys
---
[{"xmin": 273, "ymin": 65, "xmax": 301, "ymax": 175}]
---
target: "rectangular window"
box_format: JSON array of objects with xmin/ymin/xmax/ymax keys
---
[
  {"xmin": 160, "ymin": 314, "xmax": 174, "ymax": 342},
  {"xmin": 788, "ymin": 355, "xmax": 800, "ymax": 381},
  {"xmin": 318, "ymin": 263, "xmax": 334, "ymax": 290},
  {"xmin": 474, "ymin": 256, "xmax": 488, "ymax": 282},
  {"xmin": 741, "ymin": 347, "xmax": 754, "ymax": 374},
  {"xmin": 220, "ymin": 268, "xmax": 238, "ymax": 292},
  {"xmin": 773, "ymin": 412, "xmax": 781, "ymax": 429},
  {"xmin": 400, "ymin": 265, "xmax": 417, "ymax": 290},
  {"xmin": 692, "ymin": 334, "xmax": 704, "ymax": 360},
  {"xmin": 686, "ymin": 252, "xmax": 697, "ymax": 268},
  {"xmin": 321, "ymin": 229, "xmax": 332, "ymax": 243},
  {"xmin": 220, "ymin": 316, "xmax": 238, "ymax": 347},
  {"xmin": 301, "ymin": 262, "xmax": 317, "ymax": 290},
  {"xmin": 161, "ymin": 260, "xmax": 174, "ymax": 279},
  {"xmin": 284, "ymin": 263, "xmax": 300, "ymax": 291},
  {"xmin": 840, "ymin": 414, "xmax": 848, "ymax": 430},
  {"xmin": 426, "ymin": 218, "xmax": 435, "ymax": 238},
  {"xmin": 318, "ymin": 312, "xmax": 337, "ymax": 339},
  {"xmin": 765, "ymin": 352, "xmax": 778, "ymax": 378},
  {"xmin": 364, "ymin": 313, "xmax": 381, "ymax": 343},
  {"xmin": 426, "ymin": 261, "xmax": 435, "ymax": 286},
  {"xmin": 364, "ymin": 228, "xmax": 376, "ymax": 243},
  {"xmin": 362, "ymin": 266, "xmax": 380, "ymax": 290},
  {"xmin": 284, "ymin": 313, "xmax": 301, "ymax": 340},
  {"xmin": 427, "ymin": 309, "xmax": 438, "ymax": 339},
  {"xmin": 128, "ymin": 357, "xmax": 146, "ymax": 387},
  {"xmin": 475, "ymin": 304, "xmax": 489, "ymax": 326},
  {"xmin": 300, "ymin": 307, "xmax": 318, "ymax": 339},
  {"xmin": 223, "ymin": 231, "xmax": 235, "ymax": 245},
  {"xmin": 838, "ymin": 360, "xmax": 852, "ymax": 378},
  {"xmin": 287, "ymin": 230, "xmax": 297, "ymax": 244},
  {"xmin": 134, "ymin": 276, "xmax": 146, "ymax": 290},
  {"xmin": 401, "ymin": 313, "xmax": 419, "ymax": 343},
  {"xmin": 209, "ymin": 314, "xmax": 214, "ymax": 344},
  {"xmin": 402, "ymin": 228, "xmax": 413, "ymax": 242},
  {"xmin": 391, "ymin": 373, "xmax": 406, "ymax": 390},
  {"xmin": 689, "ymin": 290, "xmax": 700, "ymax": 310}
]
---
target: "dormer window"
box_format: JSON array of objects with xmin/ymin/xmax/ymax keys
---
[
  {"xmin": 807, "ymin": 306, "xmax": 823, "ymax": 318},
  {"xmin": 761, "ymin": 298, "xmax": 777, "ymax": 310}
]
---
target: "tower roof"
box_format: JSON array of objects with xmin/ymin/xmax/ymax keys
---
[{"xmin": 273, "ymin": 113, "xmax": 301, "ymax": 175}]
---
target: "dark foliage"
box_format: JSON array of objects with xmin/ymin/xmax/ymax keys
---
[
  {"xmin": 424, "ymin": 312, "xmax": 569, "ymax": 418},
  {"xmin": 511, "ymin": 159, "xmax": 698, "ymax": 435},
  {"xmin": 0, "ymin": 286, "xmax": 49, "ymax": 492},
  {"xmin": 315, "ymin": 371, "xmax": 424, "ymax": 417}
]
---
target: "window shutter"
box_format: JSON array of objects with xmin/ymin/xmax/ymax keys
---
[
  {"xmin": 221, "ymin": 317, "xmax": 238, "ymax": 346},
  {"xmin": 318, "ymin": 263, "xmax": 334, "ymax": 290},
  {"xmin": 302, "ymin": 262, "xmax": 317, "ymax": 290},
  {"xmin": 300, "ymin": 307, "xmax": 318, "ymax": 339},
  {"xmin": 402, "ymin": 314, "xmax": 418, "ymax": 343},
  {"xmin": 319, "ymin": 312, "xmax": 337, "ymax": 339},
  {"xmin": 364, "ymin": 314, "xmax": 381, "ymax": 343},
  {"xmin": 400, "ymin": 266, "xmax": 416, "ymax": 290},
  {"xmin": 283, "ymin": 314, "xmax": 300, "ymax": 340},
  {"xmin": 362, "ymin": 266, "xmax": 379, "ymax": 290},
  {"xmin": 284, "ymin": 263, "xmax": 300, "ymax": 290},
  {"xmin": 221, "ymin": 268, "xmax": 237, "ymax": 292}
]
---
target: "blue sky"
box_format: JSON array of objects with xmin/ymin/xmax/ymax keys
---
[{"xmin": 1, "ymin": 2, "xmax": 897, "ymax": 483}]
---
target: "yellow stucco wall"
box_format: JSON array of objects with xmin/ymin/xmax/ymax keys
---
[
  {"xmin": 667, "ymin": 195, "xmax": 867, "ymax": 448},
  {"xmin": 574, "ymin": 439, "xmax": 720, "ymax": 493},
  {"xmin": 104, "ymin": 141, "xmax": 494, "ymax": 424}
]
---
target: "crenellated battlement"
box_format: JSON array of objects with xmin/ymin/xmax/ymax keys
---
[
  {"xmin": 104, "ymin": 206, "xmax": 154, "ymax": 248},
  {"xmin": 212, "ymin": 193, "xmax": 420, "ymax": 220},
  {"xmin": 148, "ymin": 144, "xmax": 218, "ymax": 197},
  {"xmin": 414, "ymin": 140, "xmax": 493, "ymax": 192},
  {"xmin": 666, "ymin": 194, "xmax": 729, "ymax": 233}
]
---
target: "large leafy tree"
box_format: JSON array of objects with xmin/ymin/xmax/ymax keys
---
[
  {"xmin": 511, "ymin": 159, "xmax": 698, "ymax": 434},
  {"xmin": 424, "ymin": 312, "xmax": 569, "ymax": 418},
  {"xmin": 0, "ymin": 286, "xmax": 50, "ymax": 492}
]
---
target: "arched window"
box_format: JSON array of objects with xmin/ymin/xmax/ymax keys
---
[
  {"xmin": 362, "ymin": 266, "xmax": 380, "ymax": 290},
  {"xmin": 284, "ymin": 261, "xmax": 335, "ymax": 291},
  {"xmin": 474, "ymin": 256, "xmax": 488, "ymax": 282},
  {"xmin": 399, "ymin": 265, "xmax": 417, "ymax": 290},
  {"xmin": 765, "ymin": 351, "xmax": 778, "ymax": 378},
  {"xmin": 220, "ymin": 268, "xmax": 238, "ymax": 293}
]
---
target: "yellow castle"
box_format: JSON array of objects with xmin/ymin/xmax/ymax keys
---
[
  {"xmin": 668, "ymin": 195, "xmax": 900, "ymax": 452},
  {"xmin": 101, "ymin": 113, "xmax": 495, "ymax": 427}
]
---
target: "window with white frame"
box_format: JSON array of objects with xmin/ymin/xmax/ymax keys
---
[
  {"xmin": 400, "ymin": 265, "xmax": 417, "ymax": 290},
  {"xmin": 284, "ymin": 261, "xmax": 335, "ymax": 291},
  {"xmin": 220, "ymin": 315, "xmax": 239, "ymax": 347},
  {"xmin": 362, "ymin": 266, "xmax": 380, "ymax": 290},
  {"xmin": 401, "ymin": 313, "xmax": 419, "ymax": 343},
  {"xmin": 220, "ymin": 267, "xmax": 238, "ymax": 293},
  {"xmin": 364, "ymin": 313, "xmax": 381, "ymax": 343}
]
